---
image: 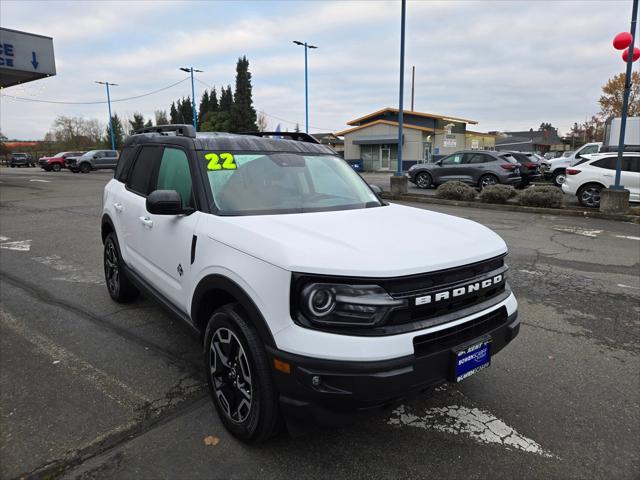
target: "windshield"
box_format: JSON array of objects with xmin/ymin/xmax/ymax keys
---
[{"xmin": 201, "ymin": 152, "xmax": 382, "ymax": 215}]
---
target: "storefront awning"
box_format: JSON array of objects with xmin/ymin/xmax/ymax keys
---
[{"xmin": 353, "ymin": 134, "xmax": 401, "ymax": 145}]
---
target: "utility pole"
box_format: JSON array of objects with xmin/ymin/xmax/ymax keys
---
[
  {"xmin": 180, "ymin": 67, "xmax": 203, "ymax": 129},
  {"xmin": 411, "ymin": 66, "xmax": 415, "ymax": 111},
  {"xmin": 96, "ymin": 81, "xmax": 118, "ymax": 150},
  {"xmin": 396, "ymin": 0, "xmax": 406, "ymax": 176},
  {"xmin": 293, "ymin": 41, "xmax": 318, "ymax": 133}
]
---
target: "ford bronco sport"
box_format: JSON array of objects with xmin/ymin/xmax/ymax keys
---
[{"xmin": 101, "ymin": 125, "xmax": 519, "ymax": 442}]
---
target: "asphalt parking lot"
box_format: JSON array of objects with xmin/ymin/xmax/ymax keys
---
[{"xmin": 1, "ymin": 167, "xmax": 639, "ymax": 480}]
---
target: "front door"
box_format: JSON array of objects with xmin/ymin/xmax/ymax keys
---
[{"xmin": 380, "ymin": 146, "xmax": 391, "ymax": 170}]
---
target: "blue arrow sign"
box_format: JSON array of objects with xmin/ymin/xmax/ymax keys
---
[{"xmin": 31, "ymin": 51, "xmax": 38, "ymax": 69}]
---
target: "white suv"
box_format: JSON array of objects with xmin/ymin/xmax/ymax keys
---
[
  {"xmin": 101, "ymin": 125, "xmax": 519, "ymax": 442},
  {"xmin": 562, "ymin": 152, "xmax": 640, "ymax": 207},
  {"xmin": 540, "ymin": 142, "xmax": 602, "ymax": 186}
]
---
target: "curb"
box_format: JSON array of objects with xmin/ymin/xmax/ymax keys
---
[{"xmin": 381, "ymin": 193, "xmax": 640, "ymax": 224}]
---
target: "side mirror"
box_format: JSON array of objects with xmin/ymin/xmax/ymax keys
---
[
  {"xmin": 436, "ymin": 160, "xmax": 443, "ymax": 166},
  {"xmin": 93, "ymin": 155, "xmax": 98, "ymax": 159},
  {"xmin": 369, "ymin": 184, "xmax": 383, "ymax": 194},
  {"xmin": 146, "ymin": 190, "xmax": 191, "ymax": 215},
  {"xmin": 575, "ymin": 154, "xmax": 582, "ymax": 159}
]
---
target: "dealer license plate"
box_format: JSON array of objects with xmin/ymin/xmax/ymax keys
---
[{"xmin": 454, "ymin": 340, "xmax": 491, "ymax": 382}]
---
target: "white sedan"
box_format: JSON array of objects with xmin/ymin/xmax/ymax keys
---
[{"xmin": 562, "ymin": 152, "xmax": 640, "ymax": 208}]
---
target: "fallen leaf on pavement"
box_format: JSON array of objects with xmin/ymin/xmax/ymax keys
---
[{"xmin": 203, "ymin": 435, "xmax": 220, "ymax": 446}]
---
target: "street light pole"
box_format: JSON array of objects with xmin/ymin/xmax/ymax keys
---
[
  {"xmin": 293, "ymin": 41, "xmax": 318, "ymax": 133},
  {"xmin": 396, "ymin": 0, "xmax": 406, "ymax": 176},
  {"xmin": 96, "ymin": 81, "xmax": 118, "ymax": 150},
  {"xmin": 612, "ymin": 0, "xmax": 638, "ymax": 190},
  {"xmin": 180, "ymin": 67, "xmax": 203, "ymax": 129}
]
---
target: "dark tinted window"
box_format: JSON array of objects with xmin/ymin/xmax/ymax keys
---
[
  {"xmin": 466, "ymin": 153, "xmax": 493, "ymax": 164},
  {"xmin": 592, "ymin": 157, "xmax": 617, "ymax": 170},
  {"xmin": 623, "ymin": 156, "xmax": 640, "ymax": 173},
  {"xmin": 115, "ymin": 147, "xmax": 135, "ymax": 182},
  {"xmin": 126, "ymin": 146, "xmax": 162, "ymax": 195}
]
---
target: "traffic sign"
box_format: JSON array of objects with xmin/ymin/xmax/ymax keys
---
[{"xmin": 0, "ymin": 28, "xmax": 56, "ymax": 88}]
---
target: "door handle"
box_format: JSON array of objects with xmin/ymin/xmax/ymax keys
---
[
  {"xmin": 139, "ymin": 216, "xmax": 153, "ymax": 228},
  {"xmin": 603, "ymin": 174, "xmax": 613, "ymax": 177},
  {"xmin": 113, "ymin": 202, "xmax": 124, "ymax": 212}
]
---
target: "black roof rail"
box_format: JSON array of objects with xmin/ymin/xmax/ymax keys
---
[
  {"xmin": 132, "ymin": 124, "xmax": 196, "ymax": 138},
  {"xmin": 238, "ymin": 131, "xmax": 320, "ymax": 144}
]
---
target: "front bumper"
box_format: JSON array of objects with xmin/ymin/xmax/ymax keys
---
[{"xmin": 268, "ymin": 306, "xmax": 519, "ymax": 426}]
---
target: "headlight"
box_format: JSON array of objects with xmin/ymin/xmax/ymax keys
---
[{"xmin": 298, "ymin": 282, "xmax": 406, "ymax": 327}]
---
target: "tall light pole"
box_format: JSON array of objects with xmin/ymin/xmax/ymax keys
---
[
  {"xmin": 180, "ymin": 67, "xmax": 203, "ymax": 129},
  {"xmin": 293, "ymin": 40, "xmax": 317, "ymax": 133},
  {"xmin": 396, "ymin": 0, "xmax": 406, "ymax": 176},
  {"xmin": 96, "ymin": 81, "xmax": 118, "ymax": 150}
]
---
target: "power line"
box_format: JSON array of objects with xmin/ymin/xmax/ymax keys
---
[
  {"xmin": 194, "ymin": 78, "xmax": 337, "ymax": 132},
  {"xmin": 0, "ymin": 77, "xmax": 191, "ymax": 105}
]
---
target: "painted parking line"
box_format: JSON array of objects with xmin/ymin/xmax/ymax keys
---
[
  {"xmin": 388, "ymin": 403, "xmax": 555, "ymax": 458},
  {"xmin": 31, "ymin": 254, "xmax": 103, "ymax": 285},
  {"xmin": 552, "ymin": 226, "xmax": 602, "ymax": 238},
  {"xmin": 29, "ymin": 178, "xmax": 51, "ymax": 183},
  {"xmin": 613, "ymin": 235, "xmax": 640, "ymax": 241},
  {"xmin": 0, "ymin": 235, "xmax": 32, "ymax": 252}
]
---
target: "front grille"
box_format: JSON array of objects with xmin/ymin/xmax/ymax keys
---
[{"xmin": 413, "ymin": 307, "xmax": 508, "ymax": 357}]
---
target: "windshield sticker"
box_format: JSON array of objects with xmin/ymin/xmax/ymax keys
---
[{"xmin": 206, "ymin": 152, "xmax": 237, "ymax": 171}]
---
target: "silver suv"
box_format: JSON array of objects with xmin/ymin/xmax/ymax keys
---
[
  {"xmin": 408, "ymin": 150, "xmax": 522, "ymax": 190},
  {"xmin": 69, "ymin": 149, "xmax": 119, "ymax": 173}
]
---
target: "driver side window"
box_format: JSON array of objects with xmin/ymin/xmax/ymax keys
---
[{"xmin": 154, "ymin": 148, "xmax": 194, "ymax": 208}]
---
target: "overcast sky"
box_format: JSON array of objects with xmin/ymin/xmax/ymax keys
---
[{"xmin": 1, "ymin": 0, "xmax": 637, "ymax": 140}]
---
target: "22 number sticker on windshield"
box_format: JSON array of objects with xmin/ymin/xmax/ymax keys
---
[{"xmin": 206, "ymin": 153, "xmax": 237, "ymax": 171}]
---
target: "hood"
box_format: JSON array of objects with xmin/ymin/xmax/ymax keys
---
[{"xmin": 208, "ymin": 203, "xmax": 507, "ymax": 277}]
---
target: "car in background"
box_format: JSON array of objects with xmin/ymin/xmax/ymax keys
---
[
  {"xmin": 68, "ymin": 150, "xmax": 119, "ymax": 173},
  {"xmin": 9, "ymin": 153, "xmax": 34, "ymax": 168},
  {"xmin": 39, "ymin": 151, "xmax": 85, "ymax": 172},
  {"xmin": 504, "ymin": 151, "xmax": 541, "ymax": 187},
  {"xmin": 539, "ymin": 143, "xmax": 602, "ymax": 186},
  {"xmin": 407, "ymin": 150, "xmax": 521, "ymax": 190},
  {"xmin": 561, "ymin": 152, "xmax": 640, "ymax": 207}
]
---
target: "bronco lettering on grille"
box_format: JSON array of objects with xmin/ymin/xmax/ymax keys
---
[{"xmin": 414, "ymin": 274, "xmax": 503, "ymax": 306}]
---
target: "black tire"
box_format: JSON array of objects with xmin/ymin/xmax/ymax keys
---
[
  {"xmin": 205, "ymin": 304, "xmax": 281, "ymax": 443},
  {"xmin": 79, "ymin": 162, "xmax": 91, "ymax": 173},
  {"xmin": 51, "ymin": 163, "xmax": 61, "ymax": 172},
  {"xmin": 552, "ymin": 170, "xmax": 566, "ymax": 186},
  {"xmin": 10, "ymin": 164, "xmax": 15, "ymax": 168},
  {"xmin": 104, "ymin": 232, "xmax": 139, "ymax": 303},
  {"xmin": 478, "ymin": 174, "xmax": 499, "ymax": 190},
  {"xmin": 415, "ymin": 172, "xmax": 432, "ymax": 189},
  {"xmin": 577, "ymin": 183, "xmax": 602, "ymax": 208}
]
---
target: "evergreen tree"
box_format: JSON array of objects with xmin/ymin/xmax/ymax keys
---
[
  {"xmin": 144, "ymin": 119, "xmax": 153, "ymax": 128},
  {"xmin": 155, "ymin": 110, "xmax": 169, "ymax": 125},
  {"xmin": 129, "ymin": 113, "xmax": 145, "ymax": 131},
  {"xmin": 208, "ymin": 87, "xmax": 219, "ymax": 113},
  {"xmin": 198, "ymin": 90, "xmax": 210, "ymax": 128},
  {"xmin": 178, "ymin": 97, "xmax": 193, "ymax": 125},
  {"xmin": 219, "ymin": 86, "xmax": 233, "ymax": 113},
  {"xmin": 230, "ymin": 56, "xmax": 257, "ymax": 133},
  {"xmin": 170, "ymin": 102, "xmax": 179, "ymax": 124},
  {"xmin": 105, "ymin": 113, "xmax": 125, "ymax": 150}
]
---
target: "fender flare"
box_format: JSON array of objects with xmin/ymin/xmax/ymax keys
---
[
  {"xmin": 191, "ymin": 274, "xmax": 276, "ymax": 348},
  {"xmin": 101, "ymin": 213, "xmax": 115, "ymax": 244}
]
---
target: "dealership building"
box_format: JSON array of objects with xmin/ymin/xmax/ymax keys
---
[{"xmin": 336, "ymin": 108, "xmax": 495, "ymax": 171}]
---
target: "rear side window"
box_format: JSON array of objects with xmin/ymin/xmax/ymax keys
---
[
  {"xmin": 592, "ymin": 157, "xmax": 616, "ymax": 170},
  {"xmin": 115, "ymin": 147, "xmax": 134, "ymax": 182},
  {"xmin": 623, "ymin": 157, "xmax": 640, "ymax": 173},
  {"xmin": 155, "ymin": 148, "xmax": 193, "ymax": 208},
  {"xmin": 126, "ymin": 146, "xmax": 162, "ymax": 195},
  {"xmin": 466, "ymin": 153, "xmax": 493, "ymax": 164}
]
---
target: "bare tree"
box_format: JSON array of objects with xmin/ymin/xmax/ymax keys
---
[{"xmin": 256, "ymin": 113, "xmax": 268, "ymax": 132}]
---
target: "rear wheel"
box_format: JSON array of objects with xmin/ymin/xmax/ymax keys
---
[
  {"xmin": 205, "ymin": 304, "xmax": 281, "ymax": 443},
  {"xmin": 51, "ymin": 163, "xmax": 61, "ymax": 172},
  {"xmin": 79, "ymin": 162, "xmax": 91, "ymax": 173},
  {"xmin": 415, "ymin": 172, "xmax": 432, "ymax": 189},
  {"xmin": 478, "ymin": 174, "xmax": 498, "ymax": 190},
  {"xmin": 577, "ymin": 184, "xmax": 602, "ymax": 208},
  {"xmin": 104, "ymin": 232, "xmax": 139, "ymax": 302},
  {"xmin": 552, "ymin": 170, "xmax": 566, "ymax": 186}
]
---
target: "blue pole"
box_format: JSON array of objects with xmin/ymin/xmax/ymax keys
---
[
  {"xmin": 396, "ymin": 0, "xmax": 406, "ymax": 176},
  {"xmin": 612, "ymin": 0, "xmax": 638, "ymax": 190},
  {"xmin": 304, "ymin": 43, "xmax": 309, "ymax": 133},
  {"xmin": 106, "ymin": 83, "xmax": 115, "ymax": 151},
  {"xmin": 190, "ymin": 67, "xmax": 197, "ymax": 129}
]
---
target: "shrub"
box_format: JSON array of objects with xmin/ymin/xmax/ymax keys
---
[
  {"xmin": 478, "ymin": 184, "xmax": 517, "ymax": 204},
  {"xmin": 518, "ymin": 185, "xmax": 563, "ymax": 208},
  {"xmin": 435, "ymin": 181, "xmax": 477, "ymax": 201}
]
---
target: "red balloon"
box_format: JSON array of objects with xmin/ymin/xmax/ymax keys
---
[
  {"xmin": 622, "ymin": 47, "xmax": 640, "ymax": 62},
  {"xmin": 613, "ymin": 32, "xmax": 633, "ymax": 50}
]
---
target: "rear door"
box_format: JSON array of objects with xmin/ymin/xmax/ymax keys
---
[
  {"xmin": 104, "ymin": 151, "xmax": 119, "ymax": 169},
  {"xmin": 463, "ymin": 152, "xmax": 493, "ymax": 184},
  {"xmin": 621, "ymin": 156, "xmax": 640, "ymax": 202}
]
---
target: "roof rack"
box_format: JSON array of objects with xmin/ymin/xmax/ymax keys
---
[
  {"xmin": 238, "ymin": 131, "xmax": 320, "ymax": 144},
  {"xmin": 132, "ymin": 124, "xmax": 196, "ymax": 138}
]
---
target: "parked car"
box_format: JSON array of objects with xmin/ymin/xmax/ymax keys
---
[
  {"xmin": 561, "ymin": 152, "xmax": 640, "ymax": 207},
  {"xmin": 39, "ymin": 151, "xmax": 85, "ymax": 171},
  {"xmin": 407, "ymin": 150, "xmax": 521, "ymax": 190},
  {"xmin": 101, "ymin": 125, "xmax": 519, "ymax": 442},
  {"xmin": 69, "ymin": 149, "xmax": 119, "ymax": 173},
  {"xmin": 504, "ymin": 151, "xmax": 541, "ymax": 187},
  {"xmin": 9, "ymin": 153, "xmax": 34, "ymax": 168},
  {"xmin": 539, "ymin": 143, "xmax": 602, "ymax": 186}
]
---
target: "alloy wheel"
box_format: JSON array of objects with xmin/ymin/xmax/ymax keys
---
[
  {"xmin": 104, "ymin": 240, "xmax": 120, "ymax": 295},
  {"xmin": 554, "ymin": 173, "xmax": 566, "ymax": 185},
  {"xmin": 416, "ymin": 173, "xmax": 431, "ymax": 189},
  {"xmin": 580, "ymin": 186, "xmax": 601, "ymax": 208},
  {"xmin": 480, "ymin": 175, "xmax": 498, "ymax": 190},
  {"xmin": 210, "ymin": 328, "xmax": 253, "ymax": 423}
]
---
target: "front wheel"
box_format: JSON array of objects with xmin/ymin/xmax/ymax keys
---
[
  {"xmin": 205, "ymin": 304, "xmax": 281, "ymax": 443},
  {"xmin": 478, "ymin": 174, "xmax": 498, "ymax": 190},
  {"xmin": 79, "ymin": 162, "xmax": 91, "ymax": 173},
  {"xmin": 51, "ymin": 164, "xmax": 61, "ymax": 172},
  {"xmin": 577, "ymin": 184, "xmax": 602, "ymax": 208},
  {"xmin": 415, "ymin": 172, "xmax": 432, "ymax": 189}
]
